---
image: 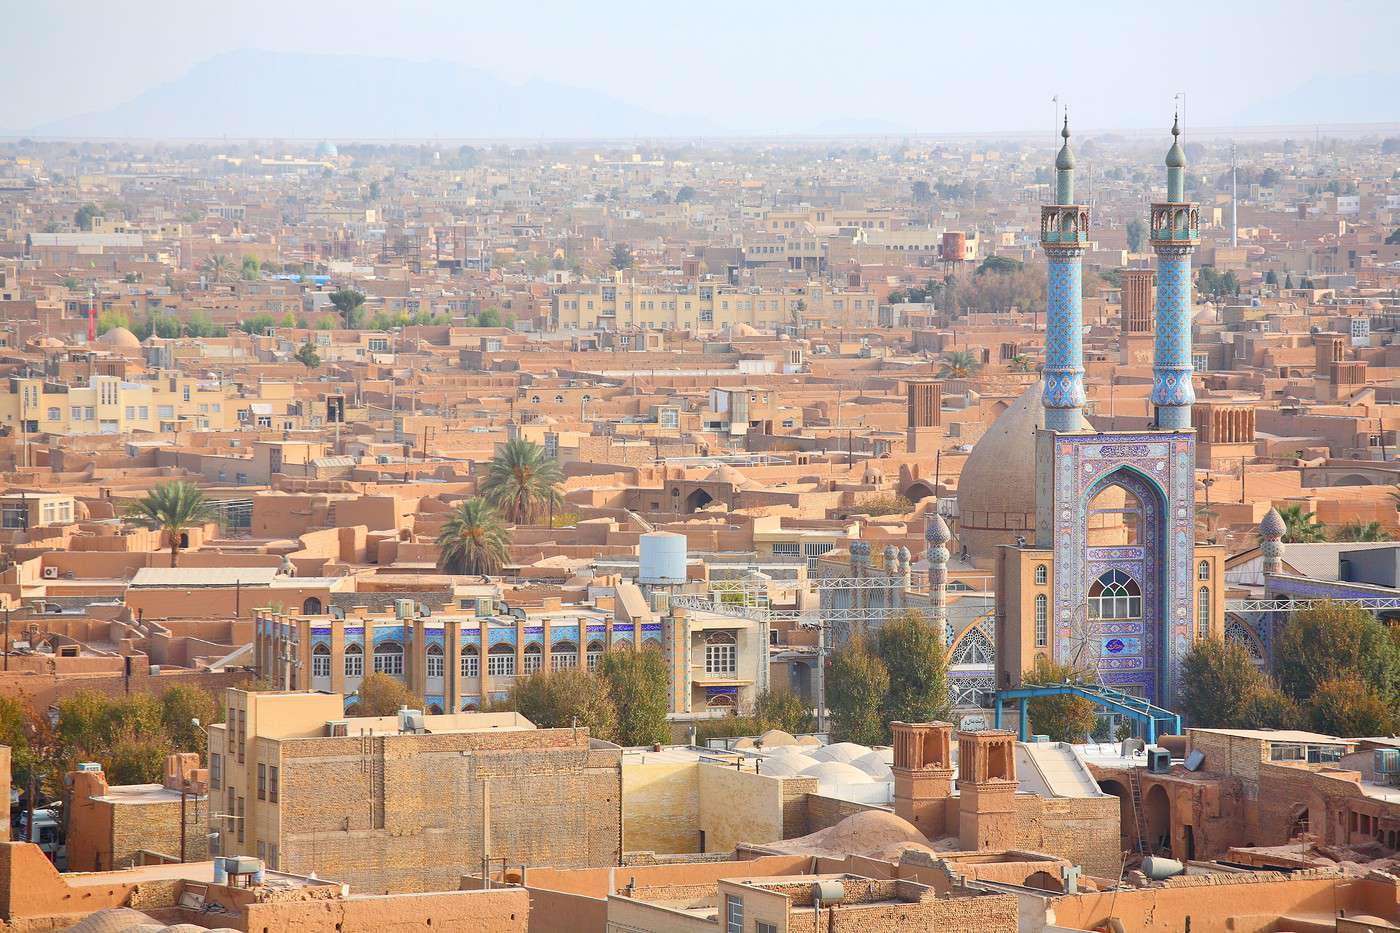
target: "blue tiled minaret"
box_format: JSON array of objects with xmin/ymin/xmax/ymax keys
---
[
  {"xmin": 1040, "ymin": 118, "xmax": 1089, "ymax": 432},
  {"xmin": 1150, "ymin": 116, "xmax": 1200, "ymax": 429}
]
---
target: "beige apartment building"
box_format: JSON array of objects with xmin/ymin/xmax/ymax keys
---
[
  {"xmin": 206, "ymin": 688, "xmax": 624, "ymax": 893},
  {"xmin": 552, "ymin": 280, "xmax": 879, "ymax": 331},
  {"xmin": 1, "ymin": 373, "xmax": 237, "ymax": 436}
]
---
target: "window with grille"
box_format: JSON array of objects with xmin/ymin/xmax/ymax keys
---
[
  {"xmin": 1198, "ymin": 560, "xmax": 1210, "ymax": 581},
  {"xmin": 257, "ymin": 764, "xmax": 266, "ymax": 800},
  {"xmin": 1197, "ymin": 587, "xmax": 1211, "ymax": 633},
  {"xmin": 523, "ymin": 644, "xmax": 543, "ymax": 674},
  {"xmin": 1035, "ymin": 564, "xmax": 1047, "ymax": 585},
  {"xmin": 344, "ymin": 643, "xmax": 363, "ymax": 677},
  {"xmin": 373, "ymin": 641, "xmax": 404, "ymax": 675},
  {"xmin": 551, "ymin": 642, "xmax": 578, "ymax": 670},
  {"xmin": 269, "ymin": 767, "xmax": 278, "ymax": 803},
  {"xmin": 725, "ymin": 895, "xmax": 743, "ymax": 933},
  {"xmin": 461, "ymin": 646, "xmax": 480, "ymax": 677},
  {"xmin": 426, "ymin": 644, "xmax": 444, "ymax": 678},
  {"xmin": 1035, "ymin": 594, "xmax": 1048, "ymax": 646},
  {"xmin": 487, "ymin": 645, "xmax": 515, "ymax": 676},
  {"xmin": 705, "ymin": 631, "xmax": 737, "ymax": 675},
  {"xmin": 210, "ymin": 753, "xmax": 222, "ymax": 790},
  {"xmin": 586, "ymin": 642, "xmax": 605, "ymax": 671},
  {"xmin": 311, "ymin": 644, "xmax": 331, "ymax": 678},
  {"xmin": 1088, "ymin": 570, "xmax": 1141, "ymax": 620}
]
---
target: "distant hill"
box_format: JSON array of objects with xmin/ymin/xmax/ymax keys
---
[{"xmin": 32, "ymin": 49, "xmax": 715, "ymax": 140}]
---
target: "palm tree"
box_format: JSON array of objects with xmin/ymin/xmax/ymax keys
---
[
  {"xmin": 202, "ymin": 254, "xmax": 233, "ymax": 283},
  {"xmin": 481, "ymin": 438, "xmax": 564, "ymax": 525},
  {"xmin": 124, "ymin": 481, "xmax": 219, "ymax": 567},
  {"xmin": 1277, "ymin": 504, "xmax": 1326, "ymax": 543},
  {"xmin": 1332, "ymin": 520, "xmax": 1392, "ymax": 543},
  {"xmin": 436, "ymin": 498, "xmax": 509, "ymax": 575},
  {"xmin": 938, "ymin": 350, "xmax": 982, "ymax": 380}
]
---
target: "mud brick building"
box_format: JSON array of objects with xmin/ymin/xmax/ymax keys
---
[
  {"xmin": 66, "ymin": 753, "xmax": 210, "ymax": 871},
  {"xmin": 207, "ymin": 689, "xmax": 622, "ymax": 894}
]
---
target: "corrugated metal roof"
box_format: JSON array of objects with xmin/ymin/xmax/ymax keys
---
[{"xmin": 129, "ymin": 567, "xmax": 279, "ymax": 588}]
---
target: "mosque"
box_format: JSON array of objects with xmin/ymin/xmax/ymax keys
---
[{"xmin": 955, "ymin": 118, "xmax": 1227, "ymax": 709}]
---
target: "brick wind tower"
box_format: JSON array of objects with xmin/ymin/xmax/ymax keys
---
[
  {"xmin": 1150, "ymin": 115, "xmax": 1200, "ymax": 429},
  {"xmin": 1040, "ymin": 117, "xmax": 1090, "ymax": 431}
]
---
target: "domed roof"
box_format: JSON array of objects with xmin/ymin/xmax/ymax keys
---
[
  {"xmin": 925, "ymin": 513, "xmax": 952, "ymax": 546},
  {"xmin": 97, "ymin": 326, "xmax": 141, "ymax": 349},
  {"xmin": 1260, "ymin": 507, "xmax": 1286, "ymax": 538},
  {"xmin": 957, "ymin": 380, "xmax": 1089, "ymax": 559},
  {"xmin": 756, "ymin": 755, "xmax": 814, "ymax": 777},
  {"xmin": 1166, "ymin": 115, "xmax": 1187, "ymax": 168},
  {"xmin": 810, "ymin": 742, "xmax": 870, "ymax": 764},
  {"xmin": 798, "ymin": 761, "xmax": 873, "ymax": 785},
  {"xmin": 850, "ymin": 750, "xmax": 894, "ymax": 780},
  {"xmin": 703, "ymin": 463, "xmax": 763, "ymax": 491},
  {"xmin": 758, "ymin": 728, "xmax": 797, "ymax": 747},
  {"xmin": 1055, "ymin": 118, "xmax": 1075, "ymax": 171}
]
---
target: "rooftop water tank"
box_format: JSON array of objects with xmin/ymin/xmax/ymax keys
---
[{"xmin": 639, "ymin": 532, "xmax": 687, "ymax": 586}]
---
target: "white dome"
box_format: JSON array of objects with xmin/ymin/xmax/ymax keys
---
[
  {"xmin": 758, "ymin": 728, "xmax": 798, "ymax": 747},
  {"xmin": 756, "ymin": 756, "xmax": 807, "ymax": 777},
  {"xmin": 810, "ymin": 742, "xmax": 870, "ymax": 764},
  {"xmin": 850, "ymin": 750, "xmax": 894, "ymax": 780},
  {"xmin": 798, "ymin": 761, "xmax": 874, "ymax": 784},
  {"xmin": 763, "ymin": 744, "xmax": 810, "ymax": 759}
]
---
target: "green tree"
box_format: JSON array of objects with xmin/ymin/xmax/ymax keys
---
[
  {"xmin": 1273, "ymin": 600, "xmax": 1399, "ymax": 703},
  {"xmin": 1284, "ymin": 273, "xmax": 1294, "ymax": 289},
  {"xmin": 294, "ymin": 341, "xmax": 321, "ymax": 370},
  {"xmin": 74, "ymin": 204, "xmax": 100, "ymax": 231},
  {"xmin": 875, "ymin": 610, "xmax": 950, "ymax": 727},
  {"xmin": 238, "ymin": 313, "xmax": 277, "ymax": 335},
  {"xmin": 315, "ymin": 314, "xmax": 340, "ymax": 330},
  {"xmin": 1332, "ymin": 520, "xmax": 1391, "ymax": 542},
  {"xmin": 329, "ymin": 289, "xmax": 366, "ymax": 328},
  {"xmin": 160, "ymin": 685, "xmax": 222, "ymax": 754},
  {"xmin": 1179, "ymin": 637, "xmax": 1268, "ymax": 727},
  {"xmin": 505, "ymin": 668, "xmax": 617, "ymax": 741},
  {"xmin": 675, "ymin": 186, "xmax": 696, "ymax": 203},
  {"xmin": 1238, "ymin": 683, "xmax": 1302, "ymax": 729},
  {"xmin": 1277, "ymin": 504, "xmax": 1326, "ymax": 543},
  {"xmin": 1387, "ymin": 228, "xmax": 1400, "ymax": 246},
  {"xmin": 123, "ymin": 480, "xmax": 219, "ymax": 567},
  {"xmin": 597, "ymin": 647, "xmax": 670, "ymax": 746},
  {"xmin": 938, "ymin": 350, "xmax": 982, "ymax": 380},
  {"xmin": 104, "ymin": 728, "xmax": 173, "ymax": 785},
  {"xmin": 1309, "ymin": 673, "xmax": 1394, "ymax": 737},
  {"xmin": 1265, "ymin": 269, "xmax": 1279, "ymax": 285},
  {"xmin": 826, "ymin": 631, "xmax": 890, "ymax": 746},
  {"xmin": 610, "ymin": 243, "xmax": 633, "ymax": 271},
  {"xmin": 436, "ymin": 498, "xmax": 510, "ymax": 575},
  {"xmin": 886, "ymin": 290, "xmax": 906, "ymax": 304},
  {"xmin": 752, "ymin": 687, "xmax": 814, "ymax": 735},
  {"xmin": 185, "ymin": 312, "xmax": 221, "ymax": 338},
  {"xmin": 1023, "ymin": 656, "xmax": 1097, "ymax": 743},
  {"xmin": 481, "ymin": 437, "xmax": 564, "ymax": 524},
  {"xmin": 96, "ymin": 310, "xmax": 130, "ymax": 336},
  {"xmin": 911, "ymin": 180, "xmax": 932, "ymax": 203},
  {"xmin": 347, "ymin": 672, "xmax": 424, "ymax": 716},
  {"xmin": 240, "ymin": 256, "xmax": 260, "ymax": 280},
  {"xmin": 1009, "ymin": 354, "xmax": 1034, "ymax": 373},
  {"xmin": 0, "ymin": 696, "xmax": 37, "ymax": 786},
  {"xmin": 976, "ymin": 255, "xmax": 1023, "ymax": 275},
  {"xmin": 1125, "ymin": 218, "xmax": 1146, "ymax": 252},
  {"xmin": 476, "ymin": 307, "xmax": 503, "ymax": 327}
]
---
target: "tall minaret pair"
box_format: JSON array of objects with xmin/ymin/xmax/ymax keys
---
[{"xmin": 1039, "ymin": 117, "xmax": 1199, "ymax": 432}]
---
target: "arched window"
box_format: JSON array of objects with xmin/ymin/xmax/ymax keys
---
[
  {"xmin": 1198, "ymin": 560, "xmax": 1210, "ymax": 581},
  {"xmin": 554, "ymin": 395, "xmax": 564, "ymax": 404},
  {"xmin": 312, "ymin": 643, "xmax": 331, "ymax": 679},
  {"xmin": 344, "ymin": 642, "xmax": 363, "ymax": 677},
  {"xmin": 1088, "ymin": 570, "xmax": 1141, "ymax": 620},
  {"xmin": 426, "ymin": 643, "xmax": 444, "ymax": 678},
  {"xmin": 487, "ymin": 642, "xmax": 515, "ymax": 676},
  {"xmin": 950, "ymin": 626, "xmax": 995, "ymax": 667},
  {"xmin": 1034, "ymin": 594, "xmax": 1048, "ymax": 647},
  {"xmin": 373, "ymin": 640, "xmax": 404, "ymax": 676},
  {"xmin": 1034, "ymin": 564, "xmax": 1047, "ymax": 586},
  {"xmin": 704, "ymin": 630, "xmax": 737, "ymax": 675},
  {"xmin": 551, "ymin": 641, "xmax": 578, "ymax": 671},
  {"xmin": 642, "ymin": 637, "xmax": 663, "ymax": 652},
  {"xmin": 530, "ymin": 395, "xmax": 540, "ymax": 404},
  {"xmin": 302, "ymin": 597, "xmax": 323, "ymax": 614},
  {"xmin": 1197, "ymin": 587, "xmax": 1211, "ymax": 633},
  {"xmin": 523, "ymin": 642, "xmax": 543, "ymax": 674},
  {"xmin": 461, "ymin": 643, "xmax": 480, "ymax": 677},
  {"xmin": 586, "ymin": 640, "xmax": 605, "ymax": 671}
]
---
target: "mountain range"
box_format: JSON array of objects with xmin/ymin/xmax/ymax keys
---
[{"xmin": 32, "ymin": 50, "xmax": 716, "ymax": 140}]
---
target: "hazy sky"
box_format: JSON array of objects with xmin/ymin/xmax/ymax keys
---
[{"xmin": 5, "ymin": 0, "xmax": 1397, "ymax": 134}]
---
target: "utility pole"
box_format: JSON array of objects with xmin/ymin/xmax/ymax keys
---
[{"xmin": 180, "ymin": 781, "xmax": 187, "ymax": 862}]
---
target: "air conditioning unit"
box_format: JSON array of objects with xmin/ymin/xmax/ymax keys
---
[
  {"xmin": 397, "ymin": 708, "xmax": 425, "ymax": 734},
  {"xmin": 42, "ymin": 566, "xmax": 59, "ymax": 579},
  {"xmin": 324, "ymin": 720, "xmax": 349, "ymax": 737},
  {"xmin": 1146, "ymin": 748, "xmax": 1171, "ymax": 773}
]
